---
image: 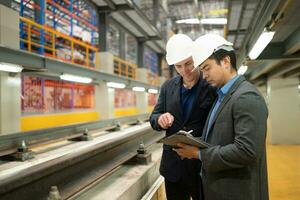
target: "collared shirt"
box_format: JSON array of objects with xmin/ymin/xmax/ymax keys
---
[{"xmin": 198, "ymin": 75, "xmax": 240, "ymax": 161}]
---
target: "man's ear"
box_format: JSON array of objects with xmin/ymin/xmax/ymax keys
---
[{"xmin": 220, "ymin": 56, "xmax": 231, "ymax": 70}]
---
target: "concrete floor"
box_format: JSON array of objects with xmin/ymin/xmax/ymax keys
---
[{"xmin": 267, "ymin": 144, "xmax": 300, "ymax": 200}]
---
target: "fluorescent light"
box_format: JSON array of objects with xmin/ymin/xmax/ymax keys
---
[
  {"xmin": 176, "ymin": 18, "xmax": 227, "ymax": 25},
  {"xmin": 238, "ymin": 65, "xmax": 248, "ymax": 75},
  {"xmin": 106, "ymin": 82, "xmax": 126, "ymax": 89},
  {"xmin": 298, "ymin": 84, "xmax": 300, "ymax": 90},
  {"xmin": 60, "ymin": 74, "xmax": 92, "ymax": 83},
  {"xmin": 148, "ymin": 88, "xmax": 158, "ymax": 94},
  {"xmin": 176, "ymin": 18, "xmax": 200, "ymax": 24},
  {"xmin": 132, "ymin": 86, "xmax": 145, "ymax": 92},
  {"xmin": 248, "ymin": 29, "xmax": 275, "ymax": 60},
  {"xmin": 200, "ymin": 18, "xmax": 227, "ymax": 25},
  {"xmin": 0, "ymin": 62, "xmax": 23, "ymax": 72}
]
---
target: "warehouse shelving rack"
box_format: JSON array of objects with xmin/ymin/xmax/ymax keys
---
[
  {"xmin": 19, "ymin": 16, "xmax": 99, "ymax": 67},
  {"xmin": 4, "ymin": 0, "xmax": 164, "ymax": 88},
  {"xmin": 13, "ymin": 0, "xmax": 99, "ymax": 68}
]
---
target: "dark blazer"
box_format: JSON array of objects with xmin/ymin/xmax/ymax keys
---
[
  {"xmin": 200, "ymin": 76, "xmax": 269, "ymax": 200},
  {"xmin": 150, "ymin": 75, "xmax": 216, "ymax": 183}
]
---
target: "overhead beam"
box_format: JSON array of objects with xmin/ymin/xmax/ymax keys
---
[
  {"xmin": 98, "ymin": 4, "xmax": 133, "ymax": 12},
  {"xmin": 284, "ymin": 26, "xmax": 300, "ymax": 55},
  {"xmin": 0, "ymin": 46, "xmax": 45, "ymax": 69},
  {"xmin": 248, "ymin": 42, "xmax": 300, "ymax": 61},
  {"xmin": 119, "ymin": 12, "xmax": 149, "ymax": 39},
  {"xmin": 250, "ymin": 54, "xmax": 300, "ymax": 62},
  {"xmin": 282, "ymin": 66, "xmax": 300, "ymax": 78},
  {"xmin": 252, "ymin": 75, "xmax": 268, "ymax": 87},
  {"xmin": 0, "ymin": 46, "xmax": 159, "ymax": 90},
  {"xmin": 103, "ymin": 0, "xmax": 116, "ymax": 10},
  {"xmin": 237, "ymin": 0, "xmax": 281, "ymax": 65},
  {"xmin": 130, "ymin": 6, "xmax": 160, "ymax": 37},
  {"xmin": 97, "ymin": 0, "xmax": 162, "ymax": 53},
  {"xmin": 247, "ymin": 60, "xmax": 283, "ymax": 80},
  {"xmin": 154, "ymin": 40, "xmax": 165, "ymax": 53},
  {"xmin": 110, "ymin": 16, "xmax": 163, "ymax": 54},
  {"xmin": 137, "ymin": 36, "xmax": 161, "ymax": 42},
  {"xmin": 256, "ymin": 42, "xmax": 285, "ymax": 60},
  {"xmin": 109, "ymin": 17, "xmax": 137, "ymax": 39},
  {"xmin": 168, "ymin": 0, "xmax": 194, "ymax": 6},
  {"xmin": 227, "ymin": 29, "xmax": 247, "ymax": 35},
  {"xmin": 234, "ymin": 0, "xmax": 247, "ymax": 45},
  {"xmin": 268, "ymin": 61, "xmax": 300, "ymax": 78}
]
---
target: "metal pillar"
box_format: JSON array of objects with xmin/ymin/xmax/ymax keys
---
[
  {"xmin": 70, "ymin": 0, "xmax": 74, "ymax": 37},
  {"xmin": 120, "ymin": 30, "xmax": 126, "ymax": 59},
  {"xmin": 153, "ymin": 0, "xmax": 159, "ymax": 27},
  {"xmin": 34, "ymin": 0, "xmax": 45, "ymax": 54},
  {"xmin": 98, "ymin": 12, "xmax": 109, "ymax": 51},
  {"xmin": 157, "ymin": 53, "xmax": 163, "ymax": 76},
  {"xmin": 137, "ymin": 39, "xmax": 145, "ymax": 68},
  {"xmin": 20, "ymin": 0, "xmax": 25, "ymax": 49}
]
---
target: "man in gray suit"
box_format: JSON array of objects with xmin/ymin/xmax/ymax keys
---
[{"xmin": 173, "ymin": 34, "xmax": 269, "ymax": 200}]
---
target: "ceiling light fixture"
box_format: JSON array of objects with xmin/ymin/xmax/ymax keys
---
[
  {"xmin": 176, "ymin": 18, "xmax": 200, "ymax": 24},
  {"xmin": 132, "ymin": 86, "xmax": 145, "ymax": 92},
  {"xmin": 60, "ymin": 74, "xmax": 92, "ymax": 83},
  {"xmin": 106, "ymin": 82, "xmax": 126, "ymax": 89},
  {"xmin": 238, "ymin": 65, "xmax": 248, "ymax": 75},
  {"xmin": 176, "ymin": 18, "xmax": 227, "ymax": 25},
  {"xmin": 148, "ymin": 88, "xmax": 158, "ymax": 94},
  {"xmin": 248, "ymin": 29, "xmax": 275, "ymax": 60},
  {"xmin": 0, "ymin": 62, "xmax": 23, "ymax": 73},
  {"xmin": 200, "ymin": 18, "xmax": 227, "ymax": 25}
]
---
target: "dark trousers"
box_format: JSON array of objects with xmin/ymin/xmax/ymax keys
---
[{"xmin": 164, "ymin": 177, "xmax": 203, "ymax": 200}]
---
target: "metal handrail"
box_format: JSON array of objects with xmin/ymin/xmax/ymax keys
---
[
  {"xmin": 20, "ymin": 17, "xmax": 99, "ymax": 68},
  {"xmin": 113, "ymin": 56, "xmax": 137, "ymax": 79},
  {"xmin": 0, "ymin": 113, "xmax": 150, "ymax": 156}
]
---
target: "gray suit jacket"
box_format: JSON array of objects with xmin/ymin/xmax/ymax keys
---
[{"xmin": 200, "ymin": 76, "xmax": 269, "ymax": 200}]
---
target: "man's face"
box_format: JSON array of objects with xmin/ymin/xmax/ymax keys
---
[
  {"xmin": 174, "ymin": 56, "xmax": 198, "ymax": 82},
  {"xmin": 199, "ymin": 58, "xmax": 225, "ymax": 88}
]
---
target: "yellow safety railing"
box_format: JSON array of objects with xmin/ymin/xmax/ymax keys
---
[
  {"xmin": 20, "ymin": 17, "xmax": 99, "ymax": 68},
  {"xmin": 113, "ymin": 56, "xmax": 137, "ymax": 79}
]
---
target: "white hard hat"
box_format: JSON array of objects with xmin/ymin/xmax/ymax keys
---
[
  {"xmin": 192, "ymin": 34, "xmax": 233, "ymax": 68},
  {"xmin": 166, "ymin": 34, "xmax": 193, "ymax": 65}
]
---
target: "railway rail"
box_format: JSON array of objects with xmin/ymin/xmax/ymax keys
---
[{"xmin": 0, "ymin": 114, "xmax": 163, "ymax": 200}]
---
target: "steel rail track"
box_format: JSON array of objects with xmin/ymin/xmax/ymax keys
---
[
  {"xmin": 0, "ymin": 123, "xmax": 163, "ymax": 200},
  {"xmin": 0, "ymin": 114, "xmax": 149, "ymax": 156}
]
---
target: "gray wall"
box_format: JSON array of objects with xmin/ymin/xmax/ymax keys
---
[{"xmin": 266, "ymin": 77, "xmax": 300, "ymax": 144}]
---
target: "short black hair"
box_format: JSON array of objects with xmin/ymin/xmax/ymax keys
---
[{"xmin": 208, "ymin": 49, "xmax": 237, "ymax": 71}]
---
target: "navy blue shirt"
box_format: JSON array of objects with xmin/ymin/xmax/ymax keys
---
[{"xmin": 180, "ymin": 81, "xmax": 199, "ymax": 121}]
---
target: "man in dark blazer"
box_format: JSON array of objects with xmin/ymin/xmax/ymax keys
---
[
  {"xmin": 174, "ymin": 34, "xmax": 269, "ymax": 200},
  {"xmin": 150, "ymin": 34, "xmax": 215, "ymax": 200}
]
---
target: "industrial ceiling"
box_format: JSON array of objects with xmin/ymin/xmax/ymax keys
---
[{"xmin": 91, "ymin": 0, "xmax": 300, "ymax": 85}]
